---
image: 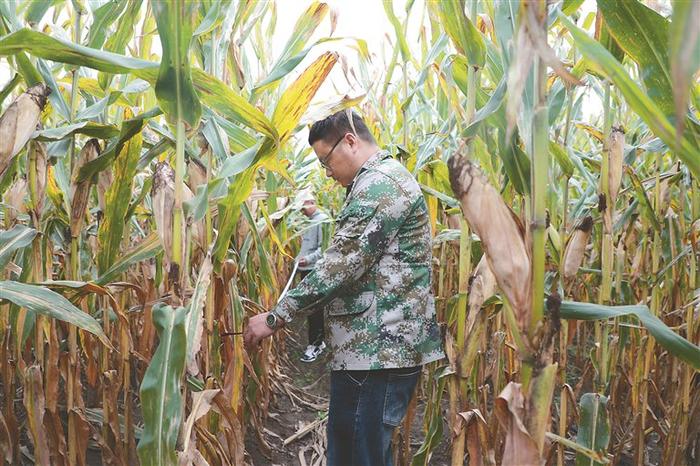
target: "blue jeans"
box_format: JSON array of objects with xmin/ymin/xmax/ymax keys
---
[{"xmin": 327, "ymin": 366, "xmax": 421, "ymax": 466}]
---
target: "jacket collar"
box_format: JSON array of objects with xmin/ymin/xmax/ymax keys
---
[{"xmin": 345, "ymin": 150, "xmax": 390, "ymax": 197}]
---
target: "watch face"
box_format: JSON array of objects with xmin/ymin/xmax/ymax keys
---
[{"xmin": 266, "ymin": 313, "xmax": 276, "ymax": 327}]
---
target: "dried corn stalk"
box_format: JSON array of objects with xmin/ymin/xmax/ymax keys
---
[
  {"xmin": 0, "ymin": 84, "xmax": 50, "ymax": 178},
  {"xmin": 562, "ymin": 216, "xmax": 593, "ymax": 279},
  {"xmin": 448, "ymin": 155, "xmax": 532, "ymax": 333}
]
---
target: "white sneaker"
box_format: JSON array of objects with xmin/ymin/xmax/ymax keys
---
[{"xmin": 300, "ymin": 342, "xmax": 326, "ymax": 363}]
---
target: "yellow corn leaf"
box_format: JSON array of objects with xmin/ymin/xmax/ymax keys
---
[{"xmin": 271, "ymin": 51, "xmax": 338, "ymax": 142}]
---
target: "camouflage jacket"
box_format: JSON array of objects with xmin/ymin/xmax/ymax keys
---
[{"xmin": 273, "ymin": 151, "xmax": 444, "ymax": 370}]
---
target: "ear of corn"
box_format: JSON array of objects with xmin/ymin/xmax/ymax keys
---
[
  {"xmin": 0, "ymin": 84, "xmax": 50, "ymax": 178},
  {"xmin": 563, "ymin": 215, "xmax": 594, "ymax": 279},
  {"xmin": 70, "ymin": 139, "xmax": 100, "ymax": 238},
  {"xmin": 448, "ymin": 154, "xmax": 532, "ymax": 334}
]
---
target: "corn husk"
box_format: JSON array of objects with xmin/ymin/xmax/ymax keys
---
[
  {"xmin": 70, "ymin": 139, "xmax": 101, "ymax": 238},
  {"xmin": 562, "ymin": 215, "xmax": 593, "ymax": 279},
  {"xmin": 151, "ymin": 162, "xmax": 204, "ymax": 267},
  {"xmin": 467, "ymin": 255, "xmax": 497, "ymax": 334},
  {"xmin": 448, "ymin": 155, "xmax": 532, "ymax": 332},
  {"xmin": 186, "ymin": 158, "xmax": 207, "ymax": 191},
  {"xmin": 4, "ymin": 176, "xmax": 27, "ymax": 224},
  {"xmin": 152, "ymin": 162, "xmax": 179, "ymax": 266},
  {"xmin": 0, "ymin": 84, "xmax": 50, "ymax": 178},
  {"xmin": 97, "ymin": 169, "xmax": 113, "ymax": 213}
]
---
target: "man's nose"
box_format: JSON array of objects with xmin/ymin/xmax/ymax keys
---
[{"xmin": 324, "ymin": 166, "xmax": 333, "ymax": 177}]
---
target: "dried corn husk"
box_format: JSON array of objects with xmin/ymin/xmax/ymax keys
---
[
  {"xmin": 0, "ymin": 84, "xmax": 50, "ymax": 178},
  {"xmin": 152, "ymin": 162, "xmax": 179, "ymax": 266},
  {"xmin": 467, "ymin": 255, "xmax": 497, "ymax": 334},
  {"xmin": 70, "ymin": 139, "xmax": 100, "ymax": 238},
  {"xmin": 187, "ymin": 158, "xmax": 207, "ymax": 191},
  {"xmin": 448, "ymin": 155, "xmax": 532, "ymax": 332},
  {"xmin": 151, "ymin": 162, "xmax": 204, "ymax": 267},
  {"xmin": 4, "ymin": 176, "xmax": 27, "ymax": 224},
  {"xmin": 97, "ymin": 169, "xmax": 113, "ymax": 213},
  {"xmin": 26, "ymin": 140, "xmax": 47, "ymax": 216},
  {"xmin": 562, "ymin": 216, "xmax": 593, "ymax": 279}
]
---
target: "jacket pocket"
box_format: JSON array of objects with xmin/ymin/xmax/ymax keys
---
[{"xmin": 325, "ymin": 290, "xmax": 375, "ymax": 317}]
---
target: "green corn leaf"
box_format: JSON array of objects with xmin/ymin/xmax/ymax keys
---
[
  {"xmin": 0, "ymin": 225, "xmax": 37, "ymax": 270},
  {"xmin": 669, "ymin": 0, "xmax": 700, "ymax": 137},
  {"xmin": 252, "ymin": 1, "xmax": 329, "ymax": 94},
  {"xmin": 97, "ymin": 117, "xmax": 142, "ymax": 273},
  {"xmin": 95, "ymin": 232, "xmax": 162, "ymax": 286},
  {"xmin": 137, "ymin": 304, "xmax": 187, "ymax": 466},
  {"xmin": 152, "ymin": 0, "xmax": 202, "ymax": 128},
  {"xmin": 433, "ymin": 0, "xmax": 485, "ymax": 68},
  {"xmin": 575, "ymin": 393, "xmax": 610, "ymax": 466},
  {"xmin": 0, "ymin": 29, "xmax": 277, "ymax": 140},
  {"xmin": 0, "ymin": 281, "xmax": 109, "ymax": 346},
  {"xmin": 34, "ymin": 121, "xmax": 120, "ymax": 141},
  {"xmin": 558, "ymin": 13, "xmax": 700, "ymax": 179},
  {"xmin": 596, "ymin": 0, "xmax": 673, "ymax": 118},
  {"xmin": 383, "ymin": 0, "xmax": 413, "ymax": 63},
  {"xmin": 87, "ymin": 0, "xmax": 129, "ymax": 49},
  {"xmin": 77, "ymin": 109, "xmax": 155, "ymax": 182},
  {"xmin": 24, "ymin": 0, "xmax": 60, "ymax": 25},
  {"xmin": 560, "ymin": 300, "xmax": 700, "ymax": 371}
]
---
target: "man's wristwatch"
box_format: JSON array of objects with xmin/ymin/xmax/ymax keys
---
[{"xmin": 265, "ymin": 312, "xmax": 281, "ymax": 330}]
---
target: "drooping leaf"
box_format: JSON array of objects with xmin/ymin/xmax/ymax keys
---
[
  {"xmin": 0, "ymin": 29, "xmax": 277, "ymax": 140},
  {"xmin": 95, "ymin": 232, "xmax": 162, "ymax": 286},
  {"xmin": 34, "ymin": 121, "xmax": 120, "ymax": 142},
  {"xmin": 152, "ymin": 0, "xmax": 202, "ymax": 128},
  {"xmin": 137, "ymin": 304, "xmax": 187, "ymax": 466},
  {"xmin": 560, "ymin": 300, "xmax": 700, "ymax": 371},
  {"xmin": 0, "ymin": 225, "xmax": 37, "ymax": 270},
  {"xmin": 597, "ymin": 0, "xmax": 673, "ymax": 118},
  {"xmin": 0, "ymin": 281, "xmax": 109, "ymax": 346}
]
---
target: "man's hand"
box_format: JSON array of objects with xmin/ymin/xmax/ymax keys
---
[
  {"xmin": 298, "ymin": 257, "xmax": 308, "ymax": 267},
  {"xmin": 244, "ymin": 312, "xmax": 277, "ymax": 350}
]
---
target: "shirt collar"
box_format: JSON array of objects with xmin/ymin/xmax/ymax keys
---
[{"xmin": 345, "ymin": 150, "xmax": 389, "ymax": 196}]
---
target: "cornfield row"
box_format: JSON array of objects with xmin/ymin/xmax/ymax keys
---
[{"xmin": 0, "ymin": 0, "xmax": 698, "ymax": 465}]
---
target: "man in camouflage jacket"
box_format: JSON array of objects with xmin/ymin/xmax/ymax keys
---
[{"xmin": 245, "ymin": 111, "xmax": 444, "ymax": 465}]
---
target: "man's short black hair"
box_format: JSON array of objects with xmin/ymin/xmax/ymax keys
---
[{"xmin": 308, "ymin": 110, "xmax": 376, "ymax": 146}]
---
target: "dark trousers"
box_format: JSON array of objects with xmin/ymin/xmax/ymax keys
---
[
  {"xmin": 327, "ymin": 366, "xmax": 421, "ymax": 466},
  {"xmin": 299, "ymin": 270, "xmax": 324, "ymax": 345}
]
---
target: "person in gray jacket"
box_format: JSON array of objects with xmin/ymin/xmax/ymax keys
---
[{"xmin": 297, "ymin": 196, "xmax": 327, "ymax": 362}]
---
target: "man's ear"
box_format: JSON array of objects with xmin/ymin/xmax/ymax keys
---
[{"xmin": 346, "ymin": 132, "xmax": 359, "ymax": 151}]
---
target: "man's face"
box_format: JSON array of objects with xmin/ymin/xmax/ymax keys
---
[
  {"xmin": 301, "ymin": 200, "xmax": 316, "ymax": 217},
  {"xmin": 311, "ymin": 133, "xmax": 358, "ymax": 187}
]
